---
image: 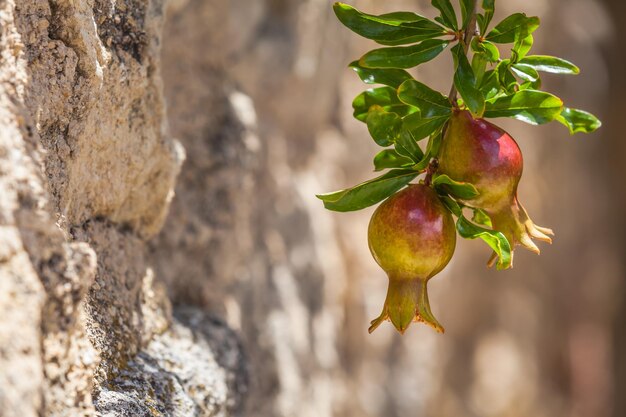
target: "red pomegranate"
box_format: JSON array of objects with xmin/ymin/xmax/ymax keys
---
[
  {"xmin": 438, "ymin": 110, "xmax": 553, "ymax": 265},
  {"xmin": 368, "ymin": 184, "xmax": 456, "ymax": 333}
]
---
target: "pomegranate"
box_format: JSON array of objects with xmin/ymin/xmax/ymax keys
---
[
  {"xmin": 438, "ymin": 110, "xmax": 553, "ymax": 265},
  {"xmin": 368, "ymin": 184, "xmax": 456, "ymax": 334}
]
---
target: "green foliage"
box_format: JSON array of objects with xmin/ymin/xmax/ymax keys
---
[
  {"xmin": 452, "ymin": 44, "xmax": 485, "ymax": 116},
  {"xmin": 352, "ymin": 87, "xmax": 415, "ymax": 121},
  {"xmin": 397, "ymin": 80, "xmax": 452, "ymax": 117},
  {"xmin": 349, "ymin": 61, "xmax": 413, "ymax": 88},
  {"xmin": 518, "ymin": 55, "xmax": 580, "ymax": 74},
  {"xmin": 471, "ymin": 208, "xmax": 492, "ymax": 227},
  {"xmin": 333, "ymin": 3, "xmax": 448, "ymax": 46},
  {"xmin": 373, "ymin": 149, "xmax": 414, "ymax": 171},
  {"xmin": 484, "ymin": 90, "xmax": 563, "ymax": 125},
  {"xmin": 456, "ymin": 215, "xmax": 512, "ymax": 270},
  {"xmin": 432, "ymin": 174, "xmax": 479, "ymax": 199},
  {"xmin": 366, "ymin": 107, "xmax": 402, "ymax": 146},
  {"xmin": 486, "ymin": 13, "xmax": 539, "ymax": 44},
  {"xmin": 316, "ymin": 169, "xmax": 419, "ymax": 212},
  {"xmin": 319, "ymin": 0, "xmax": 601, "ymax": 277},
  {"xmin": 396, "ymin": 128, "xmax": 426, "ymax": 161},
  {"xmin": 431, "ymin": 0, "xmax": 458, "ymax": 30},
  {"xmin": 557, "ymin": 107, "xmax": 602, "ymax": 134},
  {"xmin": 360, "ymin": 39, "xmax": 450, "ymax": 69}
]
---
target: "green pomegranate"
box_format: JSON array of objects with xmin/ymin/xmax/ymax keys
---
[
  {"xmin": 368, "ymin": 184, "xmax": 456, "ymax": 334},
  {"xmin": 438, "ymin": 110, "xmax": 553, "ymax": 265}
]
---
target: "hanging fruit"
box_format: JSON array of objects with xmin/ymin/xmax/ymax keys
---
[{"xmin": 317, "ymin": 0, "xmax": 601, "ymax": 334}]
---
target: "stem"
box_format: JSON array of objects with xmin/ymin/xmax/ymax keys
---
[
  {"xmin": 447, "ymin": 0, "xmax": 480, "ymax": 103},
  {"xmin": 424, "ymin": 158, "xmax": 439, "ymax": 186}
]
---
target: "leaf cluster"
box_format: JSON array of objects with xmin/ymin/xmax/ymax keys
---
[{"xmin": 318, "ymin": 1, "xmax": 601, "ymax": 267}]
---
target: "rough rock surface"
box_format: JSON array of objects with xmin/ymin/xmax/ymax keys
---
[{"xmin": 0, "ymin": 0, "xmax": 245, "ymax": 415}]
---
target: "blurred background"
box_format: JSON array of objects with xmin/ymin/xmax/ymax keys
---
[{"xmin": 151, "ymin": 0, "xmax": 626, "ymax": 416}]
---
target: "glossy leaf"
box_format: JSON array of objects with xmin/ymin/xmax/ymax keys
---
[
  {"xmin": 511, "ymin": 63, "xmax": 539, "ymax": 83},
  {"xmin": 477, "ymin": 0, "xmax": 495, "ymax": 34},
  {"xmin": 486, "ymin": 13, "xmax": 539, "ymax": 44},
  {"xmin": 556, "ymin": 107, "xmax": 602, "ymax": 134},
  {"xmin": 518, "ymin": 55, "xmax": 580, "ymax": 75},
  {"xmin": 472, "ymin": 208, "xmax": 493, "ymax": 227},
  {"xmin": 349, "ymin": 61, "xmax": 413, "ymax": 88},
  {"xmin": 424, "ymin": 126, "xmax": 444, "ymax": 159},
  {"xmin": 432, "ymin": 174, "xmax": 479, "ymax": 199},
  {"xmin": 471, "ymin": 52, "xmax": 489, "ymax": 87},
  {"xmin": 397, "ymin": 79, "xmax": 452, "ymax": 117},
  {"xmin": 316, "ymin": 169, "xmax": 419, "ymax": 212},
  {"xmin": 373, "ymin": 149, "xmax": 414, "ymax": 171},
  {"xmin": 495, "ymin": 60, "xmax": 517, "ymax": 93},
  {"xmin": 403, "ymin": 112, "xmax": 449, "ymax": 140},
  {"xmin": 513, "ymin": 34, "xmax": 533, "ymax": 60},
  {"xmin": 452, "ymin": 44, "xmax": 485, "ymax": 116},
  {"xmin": 395, "ymin": 128, "xmax": 426, "ymax": 162},
  {"xmin": 484, "ymin": 90, "xmax": 563, "ymax": 125},
  {"xmin": 366, "ymin": 106, "xmax": 403, "ymax": 146},
  {"xmin": 333, "ymin": 3, "xmax": 447, "ymax": 46},
  {"xmin": 460, "ymin": 0, "xmax": 476, "ymax": 28},
  {"xmin": 471, "ymin": 38, "xmax": 500, "ymax": 62},
  {"xmin": 457, "ymin": 216, "xmax": 512, "ymax": 270},
  {"xmin": 431, "ymin": 0, "xmax": 458, "ymax": 30},
  {"xmin": 440, "ymin": 195, "xmax": 462, "ymax": 216},
  {"xmin": 352, "ymin": 87, "xmax": 416, "ymax": 121},
  {"xmin": 479, "ymin": 70, "xmax": 500, "ymax": 99},
  {"xmin": 360, "ymin": 39, "xmax": 450, "ymax": 69}
]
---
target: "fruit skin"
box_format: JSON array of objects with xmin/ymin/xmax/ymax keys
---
[
  {"xmin": 368, "ymin": 184, "xmax": 456, "ymax": 334},
  {"xmin": 438, "ymin": 110, "xmax": 553, "ymax": 265}
]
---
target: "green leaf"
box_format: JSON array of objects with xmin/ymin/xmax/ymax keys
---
[
  {"xmin": 424, "ymin": 126, "xmax": 444, "ymax": 158},
  {"xmin": 397, "ymin": 79, "xmax": 452, "ymax": 117},
  {"xmin": 513, "ymin": 34, "xmax": 533, "ymax": 60},
  {"xmin": 366, "ymin": 106, "xmax": 403, "ymax": 146},
  {"xmin": 333, "ymin": 3, "xmax": 447, "ymax": 46},
  {"xmin": 349, "ymin": 61, "xmax": 413, "ymax": 88},
  {"xmin": 484, "ymin": 90, "xmax": 563, "ymax": 125},
  {"xmin": 457, "ymin": 215, "xmax": 512, "ymax": 270},
  {"xmin": 352, "ymin": 87, "xmax": 416, "ymax": 121},
  {"xmin": 395, "ymin": 128, "xmax": 426, "ymax": 162},
  {"xmin": 486, "ymin": 13, "xmax": 539, "ymax": 44},
  {"xmin": 511, "ymin": 63, "xmax": 539, "ymax": 83},
  {"xmin": 316, "ymin": 169, "xmax": 419, "ymax": 212},
  {"xmin": 431, "ymin": 0, "xmax": 458, "ymax": 30},
  {"xmin": 403, "ymin": 113, "xmax": 450, "ymax": 140},
  {"xmin": 373, "ymin": 149, "xmax": 414, "ymax": 171},
  {"xmin": 440, "ymin": 195, "xmax": 462, "ymax": 216},
  {"xmin": 451, "ymin": 44, "xmax": 485, "ymax": 116},
  {"xmin": 471, "ymin": 208, "xmax": 492, "ymax": 227},
  {"xmin": 471, "ymin": 38, "xmax": 500, "ymax": 62},
  {"xmin": 518, "ymin": 55, "xmax": 580, "ymax": 75},
  {"xmin": 460, "ymin": 0, "xmax": 476, "ymax": 28},
  {"xmin": 556, "ymin": 107, "xmax": 602, "ymax": 134},
  {"xmin": 479, "ymin": 70, "xmax": 501, "ymax": 99},
  {"xmin": 360, "ymin": 39, "xmax": 450, "ymax": 69},
  {"xmin": 471, "ymin": 52, "xmax": 488, "ymax": 87},
  {"xmin": 432, "ymin": 174, "xmax": 479, "ymax": 199},
  {"xmin": 477, "ymin": 0, "xmax": 495, "ymax": 34},
  {"xmin": 495, "ymin": 59, "xmax": 517, "ymax": 93}
]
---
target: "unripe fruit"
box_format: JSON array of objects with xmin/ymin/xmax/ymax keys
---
[
  {"xmin": 368, "ymin": 184, "xmax": 456, "ymax": 334},
  {"xmin": 438, "ymin": 110, "xmax": 553, "ymax": 265}
]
